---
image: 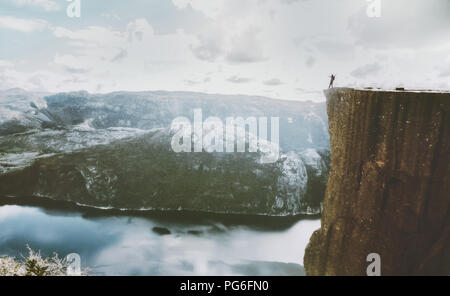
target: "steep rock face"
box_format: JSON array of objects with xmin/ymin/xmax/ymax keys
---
[{"xmin": 304, "ymin": 88, "xmax": 450, "ymax": 275}]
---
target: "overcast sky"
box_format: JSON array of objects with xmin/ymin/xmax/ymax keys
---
[{"xmin": 0, "ymin": 0, "xmax": 449, "ymax": 101}]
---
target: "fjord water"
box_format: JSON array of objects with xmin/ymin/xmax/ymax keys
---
[{"xmin": 0, "ymin": 205, "xmax": 320, "ymax": 276}]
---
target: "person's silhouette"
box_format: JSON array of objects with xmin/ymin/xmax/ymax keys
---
[{"xmin": 329, "ymin": 74, "xmax": 336, "ymax": 88}]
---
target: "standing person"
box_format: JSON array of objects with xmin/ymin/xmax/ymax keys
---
[{"xmin": 329, "ymin": 74, "xmax": 336, "ymax": 88}]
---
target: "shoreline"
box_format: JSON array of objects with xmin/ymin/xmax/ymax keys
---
[{"xmin": 0, "ymin": 195, "xmax": 321, "ymax": 230}]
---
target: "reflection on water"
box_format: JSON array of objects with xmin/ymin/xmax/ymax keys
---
[{"xmin": 0, "ymin": 205, "xmax": 320, "ymax": 276}]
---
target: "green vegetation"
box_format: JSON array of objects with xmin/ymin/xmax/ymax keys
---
[{"xmin": 0, "ymin": 246, "xmax": 87, "ymax": 276}]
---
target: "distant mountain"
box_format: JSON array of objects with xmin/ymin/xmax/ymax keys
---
[
  {"xmin": 0, "ymin": 89, "xmax": 329, "ymax": 215},
  {"xmin": 0, "ymin": 89, "xmax": 329, "ymax": 151},
  {"xmin": 0, "ymin": 88, "xmax": 50, "ymax": 135}
]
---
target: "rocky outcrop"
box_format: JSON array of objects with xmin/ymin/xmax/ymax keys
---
[{"xmin": 304, "ymin": 88, "xmax": 450, "ymax": 275}]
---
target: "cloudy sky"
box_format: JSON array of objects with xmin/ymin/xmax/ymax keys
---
[{"xmin": 0, "ymin": 0, "xmax": 449, "ymax": 101}]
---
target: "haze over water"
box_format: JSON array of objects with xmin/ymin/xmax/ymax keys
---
[{"xmin": 0, "ymin": 205, "xmax": 320, "ymax": 276}]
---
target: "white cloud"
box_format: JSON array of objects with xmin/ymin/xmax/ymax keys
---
[
  {"xmin": 190, "ymin": 25, "xmax": 225, "ymax": 62},
  {"xmin": 111, "ymin": 49, "xmax": 128, "ymax": 63},
  {"xmin": 0, "ymin": 16, "xmax": 48, "ymax": 32},
  {"xmin": 126, "ymin": 18, "xmax": 155, "ymax": 42},
  {"xmin": 226, "ymin": 27, "xmax": 266, "ymax": 64},
  {"xmin": 100, "ymin": 13, "xmax": 121, "ymax": 21},
  {"xmin": 280, "ymin": 0, "xmax": 310, "ymax": 4},
  {"xmin": 227, "ymin": 75, "xmax": 251, "ymax": 83},
  {"xmin": 52, "ymin": 26, "xmax": 126, "ymax": 47},
  {"xmin": 437, "ymin": 57, "xmax": 450, "ymax": 77},
  {"xmin": 188, "ymin": 23, "xmax": 268, "ymax": 65},
  {"xmin": 174, "ymin": 0, "xmax": 268, "ymax": 65},
  {"xmin": 189, "ymin": 25, "xmax": 267, "ymax": 65},
  {"xmin": 28, "ymin": 18, "xmax": 199, "ymax": 93},
  {"xmin": 2, "ymin": 0, "xmax": 450, "ymax": 100},
  {"xmin": 0, "ymin": 60, "xmax": 14, "ymax": 68},
  {"xmin": 0, "ymin": 68, "xmax": 66, "ymax": 91},
  {"xmin": 13, "ymin": 0, "xmax": 60, "ymax": 11},
  {"xmin": 172, "ymin": 0, "xmax": 225, "ymax": 18},
  {"xmin": 305, "ymin": 56, "xmax": 315, "ymax": 68},
  {"xmin": 350, "ymin": 63, "xmax": 383, "ymax": 79},
  {"xmin": 348, "ymin": 0, "xmax": 450, "ymax": 49},
  {"xmin": 53, "ymin": 54, "xmax": 91, "ymax": 73},
  {"xmin": 263, "ymin": 78, "xmax": 283, "ymax": 86},
  {"xmin": 438, "ymin": 69, "xmax": 450, "ymax": 77}
]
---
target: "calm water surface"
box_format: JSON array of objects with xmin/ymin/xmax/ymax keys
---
[{"xmin": 0, "ymin": 205, "xmax": 320, "ymax": 275}]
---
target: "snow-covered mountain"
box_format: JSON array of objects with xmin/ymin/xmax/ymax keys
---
[{"xmin": 0, "ymin": 89, "xmax": 329, "ymax": 215}]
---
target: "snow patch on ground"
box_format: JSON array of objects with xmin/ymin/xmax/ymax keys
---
[{"xmin": 0, "ymin": 152, "xmax": 39, "ymax": 173}]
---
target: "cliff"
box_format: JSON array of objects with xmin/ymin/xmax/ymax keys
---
[{"xmin": 304, "ymin": 88, "xmax": 450, "ymax": 275}]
